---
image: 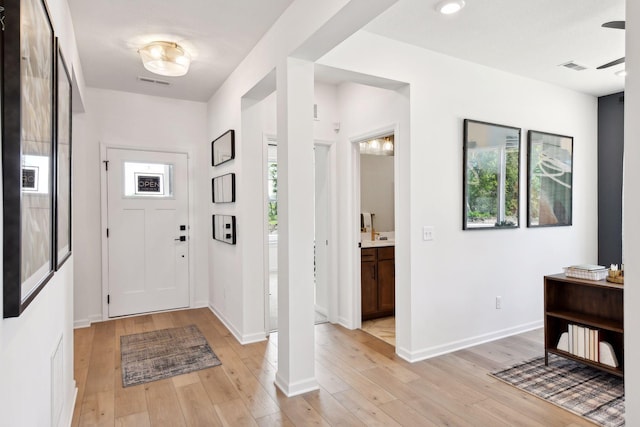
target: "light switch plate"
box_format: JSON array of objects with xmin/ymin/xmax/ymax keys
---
[{"xmin": 423, "ymin": 226, "xmax": 434, "ymax": 241}]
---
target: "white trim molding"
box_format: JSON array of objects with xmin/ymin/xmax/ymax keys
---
[
  {"xmin": 208, "ymin": 305, "xmax": 267, "ymax": 345},
  {"xmin": 396, "ymin": 320, "xmax": 543, "ymax": 363},
  {"xmin": 274, "ymin": 373, "xmax": 319, "ymax": 397}
]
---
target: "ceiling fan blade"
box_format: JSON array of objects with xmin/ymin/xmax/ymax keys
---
[
  {"xmin": 597, "ymin": 57, "xmax": 626, "ymax": 70},
  {"xmin": 602, "ymin": 21, "xmax": 625, "ymax": 30}
]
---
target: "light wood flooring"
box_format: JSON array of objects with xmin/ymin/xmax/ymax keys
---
[
  {"xmin": 361, "ymin": 316, "xmax": 396, "ymax": 346},
  {"xmin": 72, "ymin": 308, "xmax": 594, "ymax": 426}
]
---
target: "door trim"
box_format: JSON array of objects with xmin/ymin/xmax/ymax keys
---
[
  {"xmin": 262, "ymin": 135, "xmax": 338, "ymax": 334},
  {"xmin": 100, "ymin": 143, "xmax": 194, "ymax": 320},
  {"xmin": 349, "ymin": 123, "xmax": 398, "ymax": 330}
]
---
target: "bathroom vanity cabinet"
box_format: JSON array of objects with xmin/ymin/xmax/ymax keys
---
[{"xmin": 361, "ymin": 246, "xmax": 395, "ymax": 320}]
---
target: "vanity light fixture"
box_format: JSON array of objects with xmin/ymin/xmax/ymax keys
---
[
  {"xmin": 615, "ymin": 69, "xmax": 627, "ymax": 77},
  {"xmin": 359, "ymin": 135, "xmax": 394, "ymax": 156},
  {"xmin": 382, "ymin": 138, "xmax": 394, "ymax": 153},
  {"xmin": 436, "ymin": 0, "xmax": 465, "ymax": 15},
  {"xmin": 138, "ymin": 41, "xmax": 191, "ymax": 77}
]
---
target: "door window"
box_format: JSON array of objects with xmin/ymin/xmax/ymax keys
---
[{"xmin": 123, "ymin": 162, "xmax": 174, "ymax": 198}]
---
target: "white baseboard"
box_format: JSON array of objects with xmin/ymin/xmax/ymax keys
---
[
  {"xmin": 73, "ymin": 314, "xmax": 102, "ymax": 329},
  {"xmin": 338, "ymin": 316, "xmax": 354, "ymax": 330},
  {"xmin": 396, "ymin": 320, "xmax": 543, "ymax": 363},
  {"xmin": 314, "ymin": 305, "xmax": 328, "ymax": 317},
  {"xmin": 62, "ymin": 385, "xmax": 78, "ymax": 427},
  {"xmin": 208, "ymin": 305, "xmax": 267, "ymax": 345},
  {"xmin": 193, "ymin": 300, "xmax": 209, "ymax": 308},
  {"xmin": 274, "ymin": 372, "xmax": 319, "ymax": 397}
]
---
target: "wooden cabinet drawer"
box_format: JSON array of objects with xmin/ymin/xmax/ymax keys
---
[{"xmin": 361, "ymin": 248, "xmax": 376, "ymax": 262}]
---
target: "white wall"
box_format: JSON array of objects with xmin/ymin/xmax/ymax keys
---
[
  {"xmin": 333, "ymin": 81, "xmax": 410, "ymax": 331},
  {"xmin": 73, "ymin": 88, "xmax": 209, "ymax": 325},
  {"xmin": 319, "ymin": 32, "xmax": 598, "ymax": 360},
  {"xmin": 1, "ymin": 0, "xmax": 83, "ymax": 425},
  {"xmin": 205, "ymin": 0, "xmax": 394, "ymax": 344},
  {"xmin": 623, "ymin": 0, "xmax": 639, "ymax": 423},
  {"xmin": 360, "ymin": 154, "xmax": 394, "ymax": 232}
]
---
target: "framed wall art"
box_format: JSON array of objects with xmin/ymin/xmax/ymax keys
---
[
  {"xmin": 212, "ymin": 215, "xmax": 236, "ymax": 245},
  {"xmin": 463, "ymin": 119, "xmax": 521, "ymax": 230},
  {"xmin": 56, "ymin": 44, "xmax": 73, "ymax": 269},
  {"xmin": 3, "ymin": 0, "xmax": 56, "ymax": 317},
  {"xmin": 212, "ymin": 173, "xmax": 235, "ymax": 203},
  {"xmin": 211, "ymin": 129, "xmax": 235, "ymax": 166},
  {"xmin": 527, "ymin": 130, "xmax": 573, "ymax": 227}
]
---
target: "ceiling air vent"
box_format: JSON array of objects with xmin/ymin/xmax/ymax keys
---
[
  {"xmin": 137, "ymin": 76, "xmax": 171, "ymax": 86},
  {"xmin": 559, "ymin": 61, "xmax": 588, "ymax": 71}
]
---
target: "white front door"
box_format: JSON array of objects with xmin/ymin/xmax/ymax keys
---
[{"xmin": 106, "ymin": 148, "xmax": 190, "ymax": 317}]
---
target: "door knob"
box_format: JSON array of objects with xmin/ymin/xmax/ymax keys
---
[{"xmin": 174, "ymin": 236, "xmax": 186, "ymax": 241}]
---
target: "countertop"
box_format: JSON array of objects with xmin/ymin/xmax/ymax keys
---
[{"xmin": 361, "ymin": 239, "xmax": 395, "ymax": 248}]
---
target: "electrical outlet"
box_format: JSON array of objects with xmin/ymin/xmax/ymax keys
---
[
  {"xmin": 496, "ymin": 296, "xmax": 502, "ymax": 309},
  {"xmin": 423, "ymin": 226, "xmax": 434, "ymax": 241}
]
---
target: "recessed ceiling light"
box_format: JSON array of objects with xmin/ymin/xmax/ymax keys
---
[
  {"xmin": 615, "ymin": 69, "xmax": 627, "ymax": 77},
  {"xmin": 436, "ymin": 0, "xmax": 465, "ymax": 15}
]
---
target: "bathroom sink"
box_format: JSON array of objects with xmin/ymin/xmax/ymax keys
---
[{"xmin": 361, "ymin": 239, "xmax": 395, "ymax": 248}]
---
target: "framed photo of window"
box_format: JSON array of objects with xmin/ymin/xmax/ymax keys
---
[{"xmin": 463, "ymin": 119, "xmax": 521, "ymax": 230}]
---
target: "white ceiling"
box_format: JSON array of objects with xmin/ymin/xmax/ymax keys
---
[
  {"xmin": 68, "ymin": 0, "xmax": 626, "ymax": 102},
  {"xmin": 67, "ymin": 0, "xmax": 294, "ymax": 102},
  {"xmin": 364, "ymin": 0, "xmax": 626, "ymax": 97}
]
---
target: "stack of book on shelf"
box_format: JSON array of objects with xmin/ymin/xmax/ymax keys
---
[
  {"xmin": 556, "ymin": 324, "xmax": 618, "ymax": 367},
  {"xmin": 564, "ymin": 264, "xmax": 607, "ymax": 281}
]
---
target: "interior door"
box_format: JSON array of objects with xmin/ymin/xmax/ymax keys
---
[{"xmin": 106, "ymin": 148, "xmax": 189, "ymax": 317}]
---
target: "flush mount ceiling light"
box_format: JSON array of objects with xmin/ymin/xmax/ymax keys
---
[
  {"xmin": 436, "ymin": 0, "xmax": 465, "ymax": 15},
  {"xmin": 138, "ymin": 41, "xmax": 191, "ymax": 77}
]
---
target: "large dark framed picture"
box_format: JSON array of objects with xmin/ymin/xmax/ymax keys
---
[
  {"xmin": 2, "ymin": 0, "xmax": 56, "ymax": 317},
  {"xmin": 463, "ymin": 119, "xmax": 521, "ymax": 230},
  {"xmin": 527, "ymin": 130, "xmax": 573, "ymax": 227},
  {"xmin": 212, "ymin": 173, "xmax": 235, "ymax": 203},
  {"xmin": 56, "ymin": 44, "xmax": 73, "ymax": 269},
  {"xmin": 211, "ymin": 129, "xmax": 235, "ymax": 166}
]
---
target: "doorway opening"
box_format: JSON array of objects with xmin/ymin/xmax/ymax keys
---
[
  {"xmin": 264, "ymin": 138, "xmax": 332, "ymax": 332},
  {"xmin": 357, "ymin": 132, "xmax": 396, "ymax": 346}
]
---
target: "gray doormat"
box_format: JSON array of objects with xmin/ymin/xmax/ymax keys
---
[
  {"xmin": 120, "ymin": 324, "xmax": 221, "ymax": 387},
  {"xmin": 490, "ymin": 354, "xmax": 624, "ymax": 427}
]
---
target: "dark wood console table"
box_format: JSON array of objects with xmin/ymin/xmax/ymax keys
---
[{"xmin": 544, "ymin": 273, "xmax": 624, "ymax": 377}]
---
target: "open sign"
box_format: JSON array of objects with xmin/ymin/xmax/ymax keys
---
[
  {"xmin": 22, "ymin": 166, "xmax": 39, "ymax": 191},
  {"xmin": 135, "ymin": 174, "xmax": 163, "ymax": 194}
]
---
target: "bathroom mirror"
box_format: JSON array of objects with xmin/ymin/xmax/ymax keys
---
[
  {"xmin": 212, "ymin": 215, "xmax": 236, "ymax": 244},
  {"xmin": 212, "ymin": 173, "xmax": 235, "ymax": 203},
  {"xmin": 463, "ymin": 119, "xmax": 520, "ymax": 230},
  {"xmin": 211, "ymin": 129, "xmax": 235, "ymax": 166},
  {"xmin": 527, "ymin": 130, "xmax": 573, "ymax": 227}
]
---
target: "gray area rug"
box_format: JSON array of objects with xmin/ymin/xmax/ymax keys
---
[
  {"xmin": 120, "ymin": 324, "xmax": 221, "ymax": 387},
  {"xmin": 490, "ymin": 354, "xmax": 624, "ymax": 427}
]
